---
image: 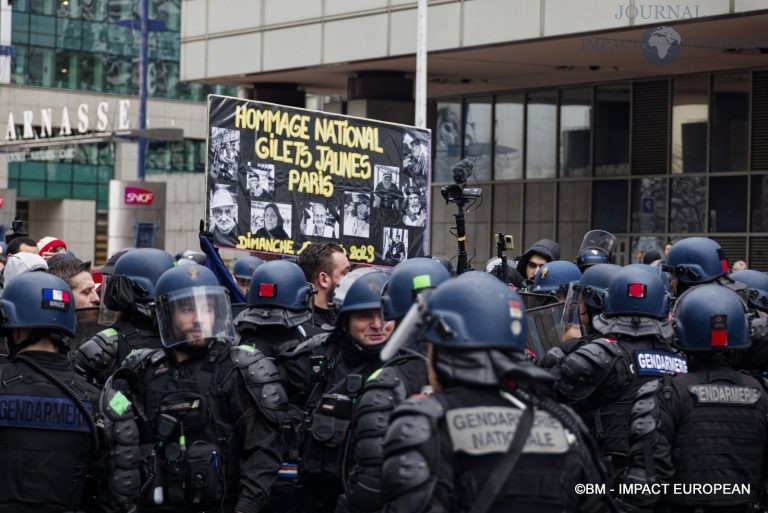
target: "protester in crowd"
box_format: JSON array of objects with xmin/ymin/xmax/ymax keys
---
[
  {"xmin": 297, "ymin": 242, "xmax": 350, "ymax": 333},
  {"xmin": 47, "ymin": 257, "xmax": 101, "ymax": 346},
  {"xmin": 37, "ymin": 236, "xmax": 67, "ymax": 261},
  {"xmin": 6, "ymin": 236, "xmax": 38, "ymax": 256},
  {"xmin": 4, "ymin": 251, "xmax": 48, "ymax": 285},
  {"xmin": 515, "ymin": 238, "xmax": 560, "ymax": 283}
]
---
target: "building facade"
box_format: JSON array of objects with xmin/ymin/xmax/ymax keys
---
[
  {"xmin": 179, "ymin": 0, "xmax": 768, "ymax": 269},
  {"xmin": 0, "ymin": 0, "xmax": 233, "ymax": 262}
]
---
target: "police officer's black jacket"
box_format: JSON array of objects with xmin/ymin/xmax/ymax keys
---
[
  {"xmin": 337, "ymin": 353, "xmax": 429, "ymax": 513},
  {"xmin": 237, "ymin": 323, "xmax": 305, "ymax": 359},
  {"xmin": 301, "ymin": 306, "xmax": 336, "ymax": 338},
  {"xmin": 623, "ymin": 363, "xmax": 768, "ymax": 512},
  {"xmin": 0, "ymin": 350, "xmax": 101, "ymax": 513},
  {"xmin": 279, "ymin": 331, "xmax": 385, "ymax": 513},
  {"xmin": 74, "ymin": 315, "xmax": 162, "ymax": 386},
  {"xmin": 380, "ymin": 387, "xmax": 611, "ymax": 513},
  {"xmin": 551, "ymin": 334, "xmax": 687, "ymax": 480},
  {"xmin": 100, "ymin": 341, "xmax": 287, "ymax": 513}
]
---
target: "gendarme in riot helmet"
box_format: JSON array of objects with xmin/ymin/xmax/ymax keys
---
[
  {"xmin": 1, "ymin": 271, "xmax": 76, "ymax": 341},
  {"xmin": 246, "ymin": 260, "xmax": 309, "ymax": 311},
  {"xmin": 592, "ymin": 264, "xmax": 673, "ymax": 340},
  {"xmin": 663, "ymin": 237, "xmax": 728, "ymax": 288},
  {"xmin": 101, "ymin": 248, "xmax": 175, "ymax": 319},
  {"xmin": 154, "ymin": 264, "xmax": 234, "ymax": 348},
  {"xmin": 381, "ymin": 257, "xmax": 451, "ymax": 321},
  {"xmin": 674, "ymin": 284, "xmax": 750, "ymax": 352}
]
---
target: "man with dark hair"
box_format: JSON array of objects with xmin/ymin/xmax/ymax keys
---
[
  {"xmin": 47, "ymin": 258, "xmax": 100, "ymax": 331},
  {"xmin": 6, "ymin": 236, "xmax": 37, "ymax": 256},
  {"xmin": 297, "ymin": 242, "xmax": 350, "ymax": 332}
]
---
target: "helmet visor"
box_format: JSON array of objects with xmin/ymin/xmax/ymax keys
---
[
  {"xmin": 98, "ymin": 275, "xmax": 119, "ymax": 325},
  {"xmin": 156, "ymin": 286, "xmax": 234, "ymax": 348},
  {"xmin": 561, "ymin": 283, "xmax": 588, "ymax": 340},
  {"xmin": 578, "ymin": 230, "xmax": 617, "ymax": 257}
]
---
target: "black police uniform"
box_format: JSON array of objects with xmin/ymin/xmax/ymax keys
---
[
  {"xmin": 74, "ymin": 316, "xmax": 162, "ymax": 386},
  {"xmin": 100, "ymin": 342, "xmax": 288, "ymax": 513},
  {"xmin": 280, "ymin": 331, "xmax": 383, "ymax": 513},
  {"xmin": 624, "ymin": 364, "xmax": 768, "ymax": 513},
  {"xmin": 236, "ymin": 316, "xmax": 307, "ymax": 359},
  {"xmin": 552, "ymin": 334, "xmax": 687, "ymax": 482},
  {"xmin": 302, "ymin": 307, "xmax": 336, "ymax": 338},
  {"xmin": 337, "ymin": 354, "xmax": 429, "ymax": 513},
  {"xmin": 380, "ymin": 388, "xmax": 611, "ymax": 513},
  {"xmin": 0, "ymin": 351, "xmax": 101, "ymax": 513}
]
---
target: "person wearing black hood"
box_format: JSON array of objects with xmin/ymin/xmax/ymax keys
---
[
  {"xmin": 516, "ymin": 238, "xmax": 560, "ymax": 285},
  {"xmin": 281, "ymin": 272, "xmax": 392, "ymax": 513}
]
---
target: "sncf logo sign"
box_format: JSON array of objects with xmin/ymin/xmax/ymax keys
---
[{"xmin": 124, "ymin": 187, "xmax": 155, "ymax": 205}]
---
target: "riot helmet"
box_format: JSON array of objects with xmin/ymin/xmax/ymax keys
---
[
  {"xmin": 101, "ymin": 248, "xmax": 175, "ymax": 321},
  {"xmin": 1, "ymin": 272, "xmax": 76, "ymax": 345},
  {"xmin": 422, "ymin": 272, "xmax": 527, "ymax": 351},
  {"xmin": 730, "ymin": 269, "xmax": 768, "ymax": 312},
  {"xmin": 331, "ymin": 266, "xmax": 385, "ymax": 312},
  {"xmin": 674, "ymin": 284, "xmax": 750, "ymax": 351},
  {"xmin": 233, "ymin": 255, "xmax": 265, "ymax": 280},
  {"xmin": 592, "ymin": 264, "xmax": 673, "ymax": 340},
  {"xmin": 233, "ymin": 255, "xmax": 265, "ymax": 295},
  {"xmin": 430, "ymin": 255, "xmax": 455, "ymax": 276},
  {"xmin": 663, "ymin": 237, "xmax": 728, "ymax": 290},
  {"xmin": 381, "ymin": 257, "xmax": 451, "ymax": 321},
  {"xmin": 417, "ymin": 272, "xmax": 548, "ymax": 387},
  {"xmin": 561, "ymin": 263, "xmax": 622, "ymax": 338},
  {"xmin": 338, "ymin": 272, "xmax": 391, "ymax": 353},
  {"xmin": 531, "ymin": 260, "xmax": 581, "ymax": 299},
  {"xmin": 338, "ymin": 272, "xmax": 390, "ymax": 316},
  {"xmin": 575, "ymin": 230, "xmax": 617, "ymax": 271},
  {"xmin": 245, "ymin": 260, "xmax": 310, "ymax": 311},
  {"xmin": 154, "ymin": 264, "xmax": 234, "ymax": 348}
]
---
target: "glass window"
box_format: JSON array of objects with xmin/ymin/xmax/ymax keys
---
[
  {"xmin": 631, "ymin": 178, "xmax": 667, "ymax": 233},
  {"xmin": 672, "ymin": 76, "xmax": 708, "ymax": 174},
  {"xmin": 526, "ymin": 91, "xmax": 557, "ymax": 179},
  {"xmin": 12, "ymin": 12, "xmax": 30, "ymax": 44},
  {"xmin": 82, "ymin": 21, "xmax": 108, "ymax": 53},
  {"xmin": 559, "ymin": 88, "xmax": 591, "ymax": 178},
  {"xmin": 27, "ymin": 47, "xmax": 55, "ymax": 87},
  {"xmin": 47, "ymin": 182, "xmax": 71, "ymax": 198},
  {"xmin": 711, "ymin": 73, "xmax": 749, "ymax": 172},
  {"xmin": 669, "ymin": 176, "xmax": 705, "ymax": 232},
  {"xmin": 751, "ymin": 175, "xmax": 768, "ymax": 232},
  {"xmin": 464, "ymin": 98, "xmax": 492, "ymax": 181},
  {"xmin": 29, "ymin": 14, "xmax": 56, "ymax": 47},
  {"xmin": 434, "ymin": 101, "xmax": 462, "ymax": 183},
  {"xmin": 524, "ymin": 182, "xmax": 555, "ymax": 248},
  {"xmin": 494, "ymin": 94, "xmax": 523, "ymax": 180},
  {"xmin": 57, "ymin": 18, "xmax": 82, "ymax": 49},
  {"xmin": 592, "ymin": 180, "xmax": 628, "ymax": 233},
  {"xmin": 594, "ymin": 84, "xmax": 630, "ymax": 176},
  {"xmin": 709, "ymin": 176, "xmax": 747, "ymax": 232},
  {"xmin": 29, "ymin": 0, "xmax": 54, "ymax": 15}
]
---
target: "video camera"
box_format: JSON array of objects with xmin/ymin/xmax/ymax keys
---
[
  {"xmin": 441, "ymin": 159, "xmax": 482, "ymax": 205},
  {"xmin": 5, "ymin": 217, "xmax": 28, "ymax": 244}
]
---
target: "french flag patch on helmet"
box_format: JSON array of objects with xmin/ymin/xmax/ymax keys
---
[{"xmin": 42, "ymin": 288, "xmax": 71, "ymax": 311}]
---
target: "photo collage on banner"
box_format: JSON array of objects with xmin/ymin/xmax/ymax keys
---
[{"xmin": 205, "ymin": 95, "xmax": 431, "ymax": 265}]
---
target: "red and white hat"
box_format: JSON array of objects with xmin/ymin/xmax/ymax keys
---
[{"xmin": 37, "ymin": 236, "xmax": 67, "ymax": 256}]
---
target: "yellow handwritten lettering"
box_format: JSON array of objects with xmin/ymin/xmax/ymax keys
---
[
  {"xmin": 313, "ymin": 118, "xmax": 383, "ymax": 153},
  {"xmin": 287, "ymin": 169, "xmax": 334, "ymax": 198},
  {"xmin": 314, "ymin": 146, "xmax": 371, "ymax": 179},
  {"xmin": 236, "ymin": 233, "xmax": 295, "ymax": 254},
  {"xmin": 234, "ymin": 105, "xmax": 310, "ymax": 139}
]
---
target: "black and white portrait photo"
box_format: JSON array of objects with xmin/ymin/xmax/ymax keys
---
[
  {"xmin": 251, "ymin": 201, "xmax": 292, "ymax": 240},
  {"xmin": 343, "ymin": 192, "xmax": 371, "ymax": 238},
  {"xmin": 300, "ymin": 202, "xmax": 339, "ymax": 238},
  {"xmin": 402, "ymin": 130, "xmax": 430, "ymax": 178},
  {"xmin": 383, "ymin": 227, "xmax": 408, "ymax": 264},
  {"xmin": 373, "ymin": 164, "xmax": 402, "ymax": 210},
  {"xmin": 247, "ymin": 161, "xmax": 275, "ymax": 199},
  {"xmin": 401, "ymin": 183, "xmax": 427, "ymax": 228},
  {"xmin": 209, "ymin": 185, "xmax": 242, "ymax": 245},
  {"xmin": 210, "ymin": 127, "xmax": 240, "ymax": 182}
]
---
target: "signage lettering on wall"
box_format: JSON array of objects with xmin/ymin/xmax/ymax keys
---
[
  {"xmin": 124, "ymin": 186, "xmax": 156, "ymax": 206},
  {"xmin": 3, "ymin": 100, "xmax": 132, "ymax": 141}
]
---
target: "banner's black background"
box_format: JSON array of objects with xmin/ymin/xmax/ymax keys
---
[{"xmin": 206, "ymin": 95, "xmax": 431, "ymax": 266}]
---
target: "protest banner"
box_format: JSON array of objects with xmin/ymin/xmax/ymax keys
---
[{"xmin": 206, "ymin": 95, "xmax": 431, "ymax": 265}]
